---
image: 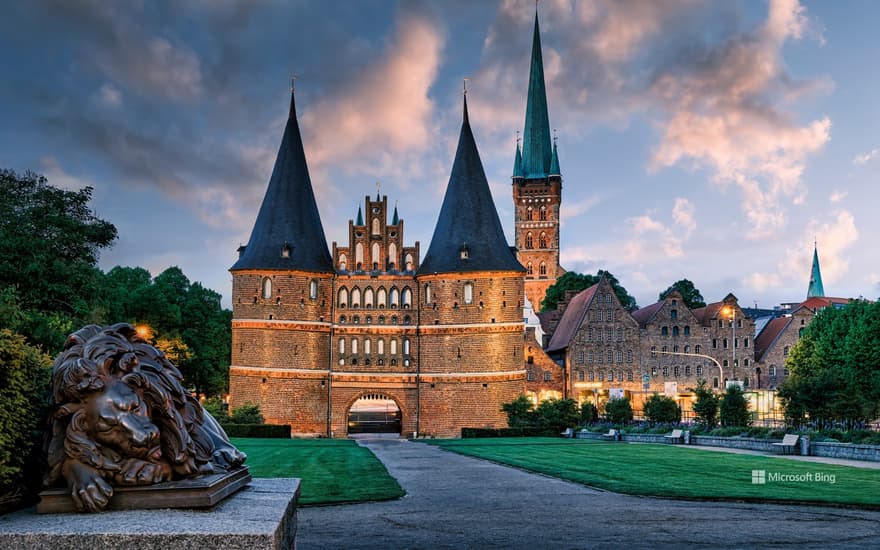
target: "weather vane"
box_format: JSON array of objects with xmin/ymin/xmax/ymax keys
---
[
  {"xmin": 553, "ymin": 128, "xmax": 558, "ymax": 145},
  {"xmin": 463, "ymin": 77, "xmax": 470, "ymax": 96},
  {"xmin": 516, "ymin": 130, "xmax": 521, "ymax": 146},
  {"xmin": 376, "ymin": 181, "xmax": 381, "ymax": 195},
  {"xmin": 290, "ymin": 74, "xmax": 297, "ymax": 92}
]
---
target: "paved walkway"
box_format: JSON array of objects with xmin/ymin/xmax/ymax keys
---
[
  {"xmin": 687, "ymin": 444, "xmax": 880, "ymax": 469},
  {"xmin": 298, "ymin": 439, "xmax": 880, "ymax": 549}
]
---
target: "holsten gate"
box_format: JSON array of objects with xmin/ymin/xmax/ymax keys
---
[{"xmin": 228, "ymin": 14, "xmax": 562, "ymax": 439}]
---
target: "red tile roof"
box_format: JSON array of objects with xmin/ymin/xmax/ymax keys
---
[
  {"xmin": 546, "ymin": 283, "xmax": 599, "ymax": 352},
  {"xmin": 754, "ymin": 316, "xmax": 792, "ymax": 363},
  {"xmin": 631, "ymin": 300, "xmax": 665, "ymax": 328},
  {"xmin": 799, "ymin": 296, "xmax": 850, "ymax": 311}
]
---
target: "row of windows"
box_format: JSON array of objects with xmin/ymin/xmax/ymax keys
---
[
  {"xmin": 525, "ymin": 371, "xmax": 554, "ymax": 381},
  {"xmin": 659, "ymin": 325, "xmax": 691, "ymax": 336},
  {"xmin": 338, "ymin": 286, "xmax": 412, "ymax": 309},
  {"xmin": 578, "ymin": 370, "xmax": 634, "ymax": 382},
  {"xmin": 586, "ymin": 327, "xmax": 625, "ymax": 342},
  {"xmin": 338, "ymin": 245, "xmax": 414, "ymax": 272},
  {"xmin": 651, "ymin": 344, "xmax": 702, "ymax": 356},
  {"xmin": 523, "ymin": 232, "xmax": 550, "ymax": 249},
  {"xmin": 339, "ymin": 337, "xmax": 410, "ymax": 355},
  {"xmin": 260, "ymin": 278, "xmax": 319, "ymax": 300},
  {"xmin": 590, "ymin": 308, "xmax": 618, "ymax": 322},
  {"xmin": 338, "ymin": 314, "xmax": 411, "ymax": 325},
  {"xmin": 711, "ymin": 337, "xmax": 750, "ymax": 349},
  {"xmin": 649, "ymin": 365, "xmax": 704, "ymax": 377},
  {"xmin": 767, "ymin": 366, "xmax": 790, "ymax": 377},
  {"xmin": 339, "ymin": 357, "xmax": 409, "ymax": 367},
  {"xmin": 525, "ymin": 262, "xmax": 547, "ymax": 276},
  {"xmin": 522, "ymin": 206, "xmax": 549, "ymax": 221},
  {"xmin": 576, "ymin": 349, "xmax": 634, "ymax": 365},
  {"xmin": 717, "ymin": 318, "xmax": 744, "ymax": 328}
]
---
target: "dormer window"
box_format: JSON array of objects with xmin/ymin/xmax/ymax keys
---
[
  {"xmin": 281, "ymin": 243, "xmax": 291, "ymax": 258},
  {"xmin": 460, "ymin": 243, "xmax": 469, "ymax": 260}
]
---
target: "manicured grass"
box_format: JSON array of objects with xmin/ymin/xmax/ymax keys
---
[
  {"xmin": 231, "ymin": 438, "xmax": 405, "ymax": 505},
  {"xmin": 427, "ymin": 437, "xmax": 880, "ymax": 508}
]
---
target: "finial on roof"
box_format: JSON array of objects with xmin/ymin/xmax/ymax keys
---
[
  {"xmin": 356, "ymin": 205, "xmax": 363, "ymax": 226},
  {"xmin": 376, "ymin": 181, "xmax": 381, "ymax": 201},
  {"xmin": 463, "ymin": 77, "xmax": 470, "ymax": 96},
  {"xmin": 290, "ymin": 74, "xmax": 297, "ymax": 93},
  {"xmin": 392, "ymin": 202, "xmax": 399, "ymax": 225},
  {"xmin": 553, "ymin": 128, "xmax": 558, "ymax": 145}
]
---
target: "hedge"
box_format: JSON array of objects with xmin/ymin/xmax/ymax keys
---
[
  {"xmin": 222, "ymin": 423, "xmax": 290, "ymax": 438},
  {"xmin": 461, "ymin": 427, "xmax": 559, "ymax": 438}
]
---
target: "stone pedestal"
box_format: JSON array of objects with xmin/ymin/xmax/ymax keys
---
[{"xmin": 0, "ymin": 478, "xmax": 299, "ymax": 550}]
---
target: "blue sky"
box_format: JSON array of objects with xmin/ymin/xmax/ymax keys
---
[{"xmin": 2, "ymin": 0, "xmax": 878, "ymax": 310}]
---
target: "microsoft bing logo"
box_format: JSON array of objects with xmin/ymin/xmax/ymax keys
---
[{"xmin": 752, "ymin": 470, "xmax": 766, "ymax": 485}]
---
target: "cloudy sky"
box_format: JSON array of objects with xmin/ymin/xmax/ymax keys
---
[{"xmin": 2, "ymin": 0, "xmax": 878, "ymax": 310}]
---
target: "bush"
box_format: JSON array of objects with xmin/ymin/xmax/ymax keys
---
[
  {"xmin": 461, "ymin": 427, "xmax": 558, "ymax": 438},
  {"xmin": 604, "ymin": 398, "xmax": 633, "ymax": 424},
  {"xmin": 534, "ymin": 398, "xmax": 580, "ymax": 432},
  {"xmin": 229, "ymin": 403, "xmax": 264, "ymax": 424},
  {"xmin": 501, "ymin": 394, "xmax": 535, "ymax": 427},
  {"xmin": 202, "ymin": 397, "xmax": 228, "ymax": 421},
  {"xmin": 580, "ymin": 402, "xmax": 598, "ymax": 424},
  {"xmin": 222, "ymin": 424, "xmax": 290, "ymax": 438},
  {"xmin": 720, "ymin": 385, "xmax": 751, "ymax": 427},
  {"xmin": 643, "ymin": 394, "xmax": 681, "ymax": 424},
  {"xmin": 0, "ymin": 330, "xmax": 52, "ymax": 511}
]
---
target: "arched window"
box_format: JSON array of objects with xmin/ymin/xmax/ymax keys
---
[
  {"xmin": 684, "ymin": 345, "xmax": 690, "ymax": 353},
  {"xmin": 626, "ymin": 350, "xmax": 633, "ymax": 363},
  {"xmin": 389, "ymin": 287, "xmax": 399, "ymax": 308},
  {"xmin": 351, "ymin": 338, "xmax": 358, "ymax": 354},
  {"xmin": 527, "ymin": 262, "xmax": 533, "ymax": 275},
  {"xmin": 627, "ymin": 370, "xmax": 634, "ymax": 381},
  {"xmin": 672, "ymin": 326, "xmax": 680, "ymax": 337},
  {"xmin": 539, "ymin": 262, "xmax": 547, "ymax": 275},
  {"xmin": 377, "ymin": 339, "xmax": 385, "ymax": 355},
  {"xmin": 587, "ymin": 351, "xmax": 594, "ymax": 364},
  {"xmin": 605, "ymin": 327, "xmax": 612, "ymax": 342},
  {"xmin": 463, "ymin": 283, "xmax": 473, "ymax": 304},
  {"xmin": 606, "ymin": 350, "xmax": 613, "ymax": 363},
  {"xmin": 684, "ymin": 325, "xmax": 690, "ymax": 336},
  {"xmin": 405, "ymin": 253, "xmax": 413, "ymax": 271},
  {"xmin": 527, "ymin": 206, "xmax": 534, "ymax": 220},
  {"xmin": 261, "ymin": 277, "xmax": 272, "ymax": 299},
  {"xmin": 401, "ymin": 287, "xmax": 412, "ymax": 308},
  {"xmin": 390, "ymin": 339, "xmax": 398, "ymax": 355},
  {"xmin": 377, "ymin": 288, "xmax": 387, "ymax": 308},
  {"xmin": 526, "ymin": 232, "xmax": 533, "ymax": 249},
  {"xmin": 617, "ymin": 351, "xmax": 623, "ymax": 363},
  {"xmin": 364, "ymin": 338, "xmax": 371, "ymax": 355},
  {"xmin": 371, "ymin": 242, "xmax": 380, "ymax": 266},
  {"xmin": 651, "ymin": 346, "xmax": 657, "ymax": 357},
  {"xmin": 616, "ymin": 328, "xmax": 623, "ymax": 341},
  {"xmin": 403, "ymin": 338, "xmax": 410, "ymax": 355},
  {"xmin": 587, "ymin": 327, "xmax": 593, "ymax": 342},
  {"xmin": 338, "ymin": 254, "xmax": 347, "ymax": 271},
  {"xmin": 364, "ymin": 287, "xmax": 374, "ymax": 308},
  {"xmin": 424, "ymin": 284, "xmax": 431, "ymax": 304},
  {"xmin": 695, "ymin": 344, "xmax": 702, "ymax": 354},
  {"xmin": 372, "ymin": 218, "xmax": 380, "ymax": 235},
  {"xmin": 337, "ymin": 287, "xmax": 348, "ymax": 308},
  {"xmin": 539, "ymin": 232, "xmax": 547, "ymax": 248},
  {"xmin": 670, "ymin": 309, "xmax": 678, "ymax": 320},
  {"xmin": 339, "ymin": 338, "xmax": 345, "ymax": 354},
  {"xmin": 388, "ymin": 243, "xmax": 398, "ymax": 267},
  {"xmin": 783, "ymin": 346, "xmax": 790, "ymax": 357},
  {"xmin": 540, "ymin": 206, "xmax": 547, "ymax": 221},
  {"xmin": 355, "ymin": 243, "xmax": 364, "ymax": 266},
  {"xmin": 309, "ymin": 279, "xmax": 318, "ymax": 300},
  {"xmin": 661, "ymin": 326, "xmax": 669, "ymax": 336},
  {"xmin": 351, "ymin": 288, "xmax": 361, "ymax": 309}
]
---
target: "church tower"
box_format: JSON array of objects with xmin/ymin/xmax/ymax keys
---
[
  {"xmin": 807, "ymin": 242, "xmax": 825, "ymax": 298},
  {"xmin": 513, "ymin": 9, "xmax": 564, "ymax": 311}
]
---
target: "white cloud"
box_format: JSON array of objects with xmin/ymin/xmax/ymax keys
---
[
  {"xmin": 96, "ymin": 83, "xmax": 122, "ymax": 108},
  {"xmin": 853, "ymin": 148, "xmax": 880, "ymax": 165},
  {"xmin": 39, "ymin": 157, "xmax": 92, "ymax": 191},
  {"xmin": 560, "ymin": 195, "xmax": 602, "ymax": 222},
  {"xmin": 672, "ymin": 197, "xmax": 696, "ymax": 236},
  {"xmin": 829, "ymin": 190, "xmax": 847, "ymax": 203}
]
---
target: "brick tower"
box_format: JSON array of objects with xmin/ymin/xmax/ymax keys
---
[
  {"xmin": 416, "ymin": 94, "xmax": 526, "ymax": 436},
  {"xmin": 228, "ymin": 88, "xmax": 336, "ymax": 433},
  {"xmin": 512, "ymin": 10, "xmax": 564, "ymax": 311}
]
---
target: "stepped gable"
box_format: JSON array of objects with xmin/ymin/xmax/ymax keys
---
[
  {"xmin": 231, "ymin": 90, "xmax": 334, "ymax": 273},
  {"xmin": 418, "ymin": 96, "xmax": 524, "ymax": 275}
]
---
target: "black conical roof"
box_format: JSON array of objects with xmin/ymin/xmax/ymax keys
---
[
  {"xmin": 231, "ymin": 92, "xmax": 334, "ymax": 273},
  {"xmin": 418, "ymin": 97, "xmax": 524, "ymax": 275}
]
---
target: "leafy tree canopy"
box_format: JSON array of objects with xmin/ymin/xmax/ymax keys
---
[
  {"xmin": 541, "ymin": 270, "xmax": 637, "ymax": 312},
  {"xmin": 659, "ymin": 279, "xmax": 706, "ymax": 309}
]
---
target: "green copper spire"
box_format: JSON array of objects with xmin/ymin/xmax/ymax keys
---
[
  {"xmin": 521, "ymin": 11, "xmax": 552, "ymax": 179},
  {"xmin": 549, "ymin": 140, "xmax": 560, "ymax": 176},
  {"xmin": 807, "ymin": 242, "xmax": 825, "ymax": 298},
  {"xmin": 356, "ymin": 205, "xmax": 363, "ymax": 226},
  {"xmin": 513, "ymin": 142, "xmax": 524, "ymax": 178},
  {"xmin": 392, "ymin": 204, "xmax": 399, "ymax": 225}
]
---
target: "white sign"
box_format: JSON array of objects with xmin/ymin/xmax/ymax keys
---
[
  {"xmin": 664, "ymin": 382, "xmax": 678, "ymax": 397},
  {"xmin": 609, "ymin": 388, "xmax": 626, "ymax": 400}
]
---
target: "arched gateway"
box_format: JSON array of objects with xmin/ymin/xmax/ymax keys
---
[{"xmin": 347, "ymin": 394, "xmax": 401, "ymax": 435}]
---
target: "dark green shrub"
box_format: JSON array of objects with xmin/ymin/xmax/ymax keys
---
[
  {"xmin": 202, "ymin": 397, "xmax": 228, "ymax": 422},
  {"xmin": 580, "ymin": 402, "xmax": 598, "ymax": 424},
  {"xmin": 604, "ymin": 397, "xmax": 633, "ymax": 424},
  {"xmin": 222, "ymin": 424, "xmax": 290, "ymax": 438},
  {"xmin": 0, "ymin": 330, "xmax": 52, "ymax": 511},
  {"xmin": 534, "ymin": 398, "xmax": 580, "ymax": 432},
  {"xmin": 229, "ymin": 403, "xmax": 264, "ymax": 424},
  {"xmin": 720, "ymin": 385, "xmax": 751, "ymax": 427},
  {"xmin": 501, "ymin": 394, "xmax": 535, "ymax": 427},
  {"xmin": 691, "ymin": 379, "xmax": 719, "ymax": 428},
  {"xmin": 643, "ymin": 394, "xmax": 681, "ymax": 424},
  {"xmin": 461, "ymin": 427, "xmax": 557, "ymax": 438}
]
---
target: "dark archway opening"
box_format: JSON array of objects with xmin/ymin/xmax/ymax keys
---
[{"xmin": 347, "ymin": 394, "xmax": 401, "ymax": 435}]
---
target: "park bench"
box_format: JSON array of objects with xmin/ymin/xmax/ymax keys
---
[
  {"xmin": 601, "ymin": 428, "xmax": 619, "ymax": 441},
  {"xmin": 560, "ymin": 427, "xmax": 574, "ymax": 438},
  {"xmin": 664, "ymin": 429, "xmax": 684, "ymax": 444},
  {"xmin": 772, "ymin": 434, "xmax": 800, "ymax": 455}
]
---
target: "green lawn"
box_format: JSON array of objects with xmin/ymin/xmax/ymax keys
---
[
  {"xmin": 231, "ymin": 438, "xmax": 405, "ymax": 505},
  {"xmin": 427, "ymin": 437, "xmax": 880, "ymax": 508}
]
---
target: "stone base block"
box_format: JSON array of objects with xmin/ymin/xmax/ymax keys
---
[{"xmin": 0, "ymin": 478, "xmax": 299, "ymax": 550}]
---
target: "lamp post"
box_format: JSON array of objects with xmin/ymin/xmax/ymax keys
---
[
  {"xmin": 722, "ymin": 306, "xmax": 736, "ymax": 383},
  {"xmin": 655, "ymin": 350, "xmax": 723, "ymax": 392}
]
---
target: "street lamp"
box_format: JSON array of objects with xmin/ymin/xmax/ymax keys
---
[
  {"xmin": 655, "ymin": 350, "xmax": 724, "ymax": 392},
  {"xmin": 722, "ymin": 306, "xmax": 736, "ymax": 383}
]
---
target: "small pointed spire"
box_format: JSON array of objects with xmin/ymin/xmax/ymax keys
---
[
  {"xmin": 549, "ymin": 140, "xmax": 560, "ymax": 176},
  {"xmin": 356, "ymin": 205, "xmax": 363, "ymax": 226},
  {"xmin": 521, "ymin": 10, "xmax": 552, "ymax": 179},
  {"xmin": 462, "ymin": 81, "xmax": 470, "ymax": 125},
  {"xmin": 513, "ymin": 141, "xmax": 524, "ymax": 178},
  {"xmin": 392, "ymin": 203, "xmax": 399, "ymax": 225},
  {"xmin": 807, "ymin": 242, "xmax": 826, "ymax": 298}
]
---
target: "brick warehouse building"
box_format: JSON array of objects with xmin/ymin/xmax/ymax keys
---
[{"xmin": 229, "ymin": 11, "xmax": 564, "ymax": 438}]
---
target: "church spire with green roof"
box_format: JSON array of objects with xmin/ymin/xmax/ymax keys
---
[
  {"xmin": 807, "ymin": 242, "xmax": 825, "ymax": 298},
  {"xmin": 520, "ymin": 10, "xmax": 553, "ymax": 179}
]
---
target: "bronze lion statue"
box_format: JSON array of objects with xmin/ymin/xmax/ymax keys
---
[{"xmin": 44, "ymin": 323, "xmax": 246, "ymax": 512}]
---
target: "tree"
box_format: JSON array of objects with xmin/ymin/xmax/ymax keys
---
[
  {"xmin": 534, "ymin": 398, "xmax": 580, "ymax": 432},
  {"xmin": 502, "ymin": 395, "xmax": 536, "ymax": 427},
  {"xmin": 604, "ymin": 397, "xmax": 634, "ymax": 424},
  {"xmin": 541, "ymin": 270, "xmax": 637, "ymax": 312},
  {"xmin": 659, "ymin": 279, "xmax": 706, "ymax": 309},
  {"xmin": 719, "ymin": 384, "xmax": 751, "ymax": 427},
  {"xmin": 643, "ymin": 394, "xmax": 681, "ymax": 424},
  {"xmin": 580, "ymin": 401, "xmax": 598, "ymax": 424},
  {"xmin": 0, "ymin": 170, "xmax": 117, "ymax": 351},
  {"xmin": 690, "ymin": 379, "xmax": 719, "ymax": 428}
]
